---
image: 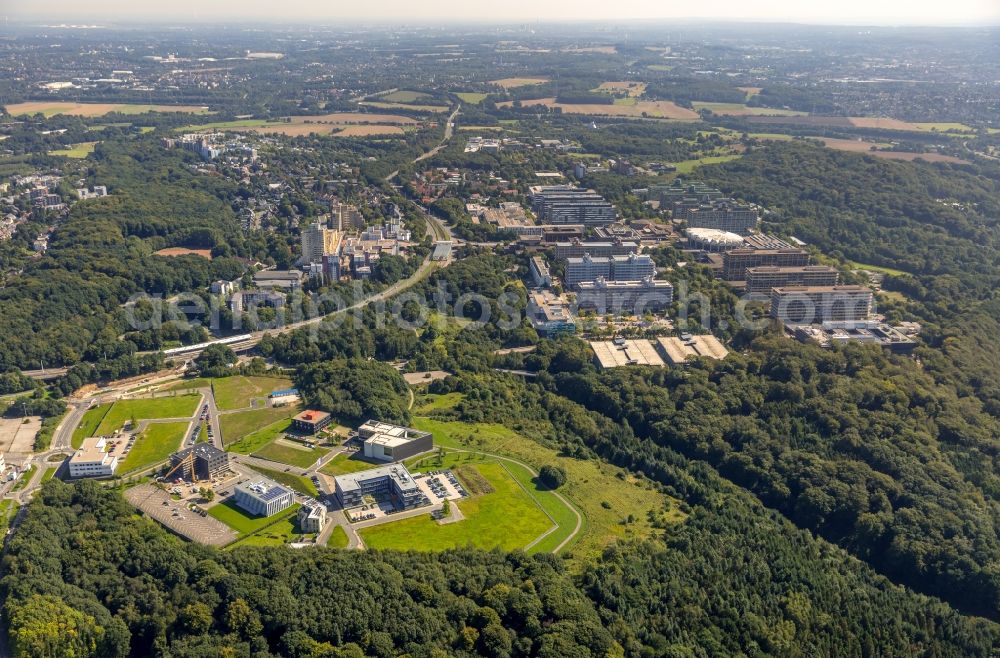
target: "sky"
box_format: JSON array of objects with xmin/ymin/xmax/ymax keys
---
[{"xmin": 4, "ymin": 0, "xmax": 1000, "ymax": 26}]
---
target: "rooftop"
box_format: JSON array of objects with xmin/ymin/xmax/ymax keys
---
[
  {"xmin": 590, "ymin": 339, "xmax": 665, "ymax": 368},
  {"xmin": 334, "ymin": 463, "xmax": 421, "ymax": 494},
  {"xmin": 236, "ymin": 477, "xmax": 293, "ymax": 502}
]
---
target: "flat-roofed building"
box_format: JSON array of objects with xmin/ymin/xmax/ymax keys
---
[
  {"xmin": 745, "ymin": 265, "xmax": 840, "ymax": 294},
  {"xmin": 554, "ymin": 239, "xmax": 640, "ymax": 259},
  {"xmin": 576, "ymin": 277, "xmax": 673, "ymax": 315},
  {"xmin": 721, "ymin": 248, "xmax": 810, "ymax": 281},
  {"xmin": 253, "ymin": 270, "xmax": 303, "ymax": 291},
  {"xmin": 527, "ymin": 290, "xmax": 576, "ymax": 336},
  {"xmin": 167, "ymin": 444, "xmax": 229, "ymax": 482},
  {"xmin": 291, "ymin": 410, "xmax": 333, "ymax": 435},
  {"xmin": 358, "ymin": 420, "xmax": 434, "ymax": 463},
  {"xmin": 334, "ymin": 464, "xmax": 430, "ymax": 510},
  {"xmin": 770, "ymin": 285, "xmax": 873, "ymax": 324},
  {"xmin": 68, "ymin": 437, "xmax": 121, "ymax": 478},
  {"xmin": 529, "ymin": 185, "xmax": 617, "ymax": 226},
  {"xmin": 530, "ymin": 256, "xmax": 553, "ymax": 287},
  {"xmin": 679, "ymin": 199, "xmax": 759, "ymax": 235},
  {"xmin": 234, "ymin": 477, "xmax": 295, "ymax": 517},
  {"xmin": 590, "ymin": 339, "xmax": 665, "ymax": 369},
  {"xmin": 301, "ymin": 222, "xmax": 341, "ymax": 264},
  {"xmin": 297, "ymin": 499, "xmax": 326, "ymax": 533},
  {"xmin": 656, "ymin": 335, "xmax": 730, "ymax": 364},
  {"xmin": 788, "ymin": 321, "xmax": 917, "ymax": 353},
  {"xmin": 564, "ymin": 253, "xmax": 655, "ymax": 288}
]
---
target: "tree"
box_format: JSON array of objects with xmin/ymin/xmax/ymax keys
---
[
  {"xmin": 539, "ymin": 464, "xmax": 567, "ymax": 489},
  {"xmin": 195, "ymin": 344, "xmax": 237, "ymax": 377},
  {"xmin": 8, "ymin": 594, "xmax": 107, "ymax": 658}
]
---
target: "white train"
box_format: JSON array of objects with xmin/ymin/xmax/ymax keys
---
[{"xmin": 161, "ymin": 333, "xmax": 254, "ymax": 356}]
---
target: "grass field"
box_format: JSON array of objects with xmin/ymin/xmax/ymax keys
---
[
  {"xmin": 245, "ymin": 465, "xmax": 318, "ymax": 497},
  {"xmin": 912, "ymin": 122, "xmax": 975, "ymax": 133},
  {"xmin": 208, "ymin": 499, "xmax": 300, "ymax": 536},
  {"xmin": 746, "ymin": 132, "xmax": 797, "ymax": 141},
  {"xmin": 212, "ymin": 375, "xmax": 293, "ymax": 411},
  {"xmin": 0, "ymin": 500, "xmax": 19, "ymax": 534},
  {"xmin": 72, "ymin": 404, "xmax": 112, "ymax": 448},
  {"xmin": 593, "ymin": 81, "xmax": 647, "ymax": 97},
  {"xmin": 252, "ymin": 439, "xmax": 329, "ymax": 469},
  {"xmin": 220, "ymin": 405, "xmax": 298, "ymax": 445},
  {"xmin": 380, "ymin": 90, "xmax": 432, "ymax": 103},
  {"xmin": 496, "ymin": 97, "xmax": 699, "ymax": 120},
  {"xmin": 671, "ymin": 154, "xmax": 743, "ymax": 174},
  {"xmin": 5, "ymin": 102, "xmax": 209, "ymax": 118},
  {"xmin": 94, "ymin": 395, "xmax": 200, "ymax": 436},
  {"xmin": 846, "ymin": 261, "xmax": 909, "ymax": 276},
  {"xmin": 48, "ymin": 142, "xmax": 98, "ymax": 158},
  {"xmin": 360, "ymin": 461, "xmax": 553, "ymax": 552},
  {"xmin": 692, "ymin": 102, "xmax": 807, "ymax": 117},
  {"xmin": 455, "ymin": 92, "xmax": 488, "ymax": 104},
  {"xmin": 409, "ymin": 415, "xmax": 680, "ymax": 562},
  {"xmin": 236, "ymin": 512, "xmax": 312, "ymax": 547},
  {"xmin": 41, "ymin": 467, "xmax": 58, "ymax": 483},
  {"xmin": 11, "ymin": 466, "xmax": 35, "ymax": 492},
  {"xmin": 328, "ymin": 525, "xmax": 349, "ymax": 548},
  {"xmin": 490, "ymin": 77, "xmax": 549, "ymax": 89},
  {"xmin": 118, "ymin": 422, "xmax": 188, "ymax": 473},
  {"xmin": 180, "ymin": 112, "xmax": 418, "ymax": 137},
  {"xmin": 227, "ymin": 418, "xmax": 293, "ymax": 454},
  {"xmin": 359, "ymin": 101, "xmax": 448, "ymax": 113},
  {"xmin": 320, "ymin": 451, "xmax": 383, "ymax": 476},
  {"xmin": 413, "ymin": 392, "xmax": 464, "ymax": 413}
]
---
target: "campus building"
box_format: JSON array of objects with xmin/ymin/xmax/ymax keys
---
[
  {"xmin": 334, "ymin": 464, "xmax": 430, "ymax": 510},
  {"xmin": 745, "ymin": 265, "xmax": 840, "ymax": 294},
  {"xmin": 680, "ymin": 199, "xmax": 759, "ymax": 235},
  {"xmin": 554, "ymin": 239, "xmax": 641, "ymax": 260},
  {"xmin": 234, "ymin": 478, "xmax": 295, "ymax": 517},
  {"xmin": 656, "ymin": 335, "xmax": 730, "ymax": 364},
  {"xmin": 770, "ymin": 285, "xmax": 874, "ymax": 324},
  {"xmin": 529, "ymin": 185, "xmax": 617, "ymax": 226},
  {"xmin": 358, "ymin": 421, "xmax": 434, "ymax": 463},
  {"xmin": 297, "ymin": 499, "xmax": 327, "ymax": 533},
  {"xmin": 652, "ymin": 179, "xmax": 723, "ymax": 209},
  {"xmin": 68, "ymin": 437, "xmax": 121, "ymax": 478},
  {"xmin": 301, "ymin": 222, "xmax": 342, "ymax": 264},
  {"xmin": 576, "ymin": 277, "xmax": 674, "ymax": 315},
  {"xmin": 292, "ymin": 410, "xmax": 333, "ymax": 435},
  {"xmin": 720, "ymin": 248, "xmax": 811, "ymax": 281},
  {"xmin": 527, "ymin": 290, "xmax": 577, "ymax": 336},
  {"xmin": 167, "ymin": 444, "xmax": 229, "ymax": 482},
  {"xmin": 529, "ymin": 256, "xmax": 553, "ymax": 287},
  {"xmin": 564, "ymin": 253, "xmax": 655, "ymax": 288},
  {"xmin": 590, "ymin": 339, "xmax": 665, "ymax": 369}
]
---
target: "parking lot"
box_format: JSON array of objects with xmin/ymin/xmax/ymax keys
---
[
  {"xmin": 125, "ymin": 483, "xmax": 237, "ymax": 546},
  {"xmin": 414, "ymin": 470, "xmax": 466, "ymax": 504}
]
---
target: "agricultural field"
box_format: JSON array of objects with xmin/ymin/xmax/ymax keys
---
[
  {"xmin": 333, "ymin": 125, "xmax": 405, "ymax": 137},
  {"xmin": 489, "ymin": 77, "xmax": 549, "ymax": 89},
  {"xmin": 738, "ymin": 86, "xmax": 763, "ymax": 99},
  {"xmin": 252, "ymin": 439, "xmax": 329, "ymax": 469},
  {"xmin": 359, "ymin": 461, "xmax": 553, "ymax": 552},
  {"xmin": 455, "ymin": 92, "xmax": 488, "ymax": 104},
  {"xmin": 117, "ymin": 421, "xmax": 189, "ymax": 473},
  {"xmin": 48, "ymin": 142, "xmax": 98, "ymax": 158},
  {"xmin": 211, "ymin": 375, "xmax": 293, "ymax": 411},
  {"xmin": 181, "ymin": 112, "xmax": 418, "ymax": 137},
  {"xmin": 593, "ymin": 81, "xmax": 647, "ymax": 97},
  {"xmin": 153, "ymin": 247, "xmax": 212, "ymax": 259},
  {"xmin": 409, "ymin": 414, "xmax": 680, "ymax": 562},
  {"xmin": 692, "ymin": 101, "xmax": 808, "ymax": 116},
  {"xmin": 320, "ymin": 451, "xmax": 382, "ymax": 476},
  {"xmin": 379, "ymin": 90, "xmax": 432, "ymax": 103},
  {"xmin": 208, "ymin": 499, "xmax": 300, "ymax": 537},
  {"xmin": 94, "ymin": 395, "xmax": 200, "ymax": 436},
  {"xmin": 4, "ymin": 102, "xmax": 210, "ymax": 118},
  {"xmin": 819, "ymin": 139, "xmax": 969, "ymax": 163},
  {"xmin": 246, "ymin": 465, "xmax": 318, "ymax": 497},
  {"xmin": 495, "ymin": 97, "xmax": 699, "ymax": 120},
  {"xmin": 220, "ymin": 405, "xmax": 298, "ymax": 445}
]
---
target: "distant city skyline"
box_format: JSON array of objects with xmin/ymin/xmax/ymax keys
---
[{"xmin": 4, "ymin": 0, "xmax": 1000, "ymax": 27}]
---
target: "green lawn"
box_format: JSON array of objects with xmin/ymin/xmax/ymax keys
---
[
  {"xmin": 359, "ymin": 101, "xmax": 448, "ymax": 113},
  {"xmin": 208, "ymin": 499, "xmax": 300, "ymax": 536},
  {"xmin": 11, "ymin": 466, "xmax": 35, "ymax": 492},
  {"xmin": 912, "ymin": 122, "xmax": 975, "ymax": 133},
  {"xmin": 381, "ymin": 90, "xmax": 432, "ymax": 103},
  {"xmin": 48, "ymin": 142, "xmax": 98, "ymax": 158},
  {"xmin": 252, "ymin": 439, "xmax": 329, "ymax": 469},
  {"xmin": 360, "ymin": 462, "xmax": 553, "ymax": 552},
  {"xmin": 41, "ymin": 467, "xmax": 58, "ymax": 483},
  {"xmin": 162, "ymin": 377, "xmax": 213, "ymax": 392},
  {"xmin": 0, "ymin": 500, "xmax": 19, "ymax": 534},
  {"xmin": 235, "ymin": 513, "xmax": 312, "ymax": 547},
  {"xmin": 245, "ymin": 465, "xmax": 319, "ymax": 497},
  {"xmin": 670, "ymin": 154, "xmax": 743, "ymax": 174},
  {"xmin": 227, "ymin": 418, "xmax": 291, "ymax": 454},
  {"xmin": 846, "ymin": 261, "xmax": 909, "ymax": 277},
  {"xmin": 746, "ymin": 132, "xmax": 797, "ymax": 141},
  {"xmin": 455, "ymin": 92, "xmax": 488, "ymax": 104},
  {"xmin": 73, "ymin": 404, "xmax": 112, "ymax": 448},
  {"xmin": 177, "ymin": 119, "xmax": 275, "ymax": 132},
  {"xmin": 692, "ymin": 101, "xmax": 808, "ymax": 116},
  {"xmin": 413, "ymin": 392, "xmax": 464, "ymax": 413},
  {"xmin": 320, "ymin": 451, "xmax": 383, "ymax": 476},
  {"xmin": 94, "ymin": 395, "xmax": 200, "ymax": 436},
  {"xmin": 212, "ymin": 375, "xmax": 293, "ymax": 411},
  {"xmin": 220, "ymin": 405, "xmax": 298, "ymax": 445},
  {"xmin": 328, "ymin": 525, "xmax": 349, "ymax": 548},
  {"xmin": 118, "ymin": 422, "xmax": 188, "ymax": 473},
  {"xmin": 409, "ymin": 417, "xmax": 680, "ymax": 562}
]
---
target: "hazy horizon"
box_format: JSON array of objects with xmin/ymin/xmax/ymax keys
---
[{"xmin": 4, "ymin": 0, "xmax": 1000, "ymax": 27}]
